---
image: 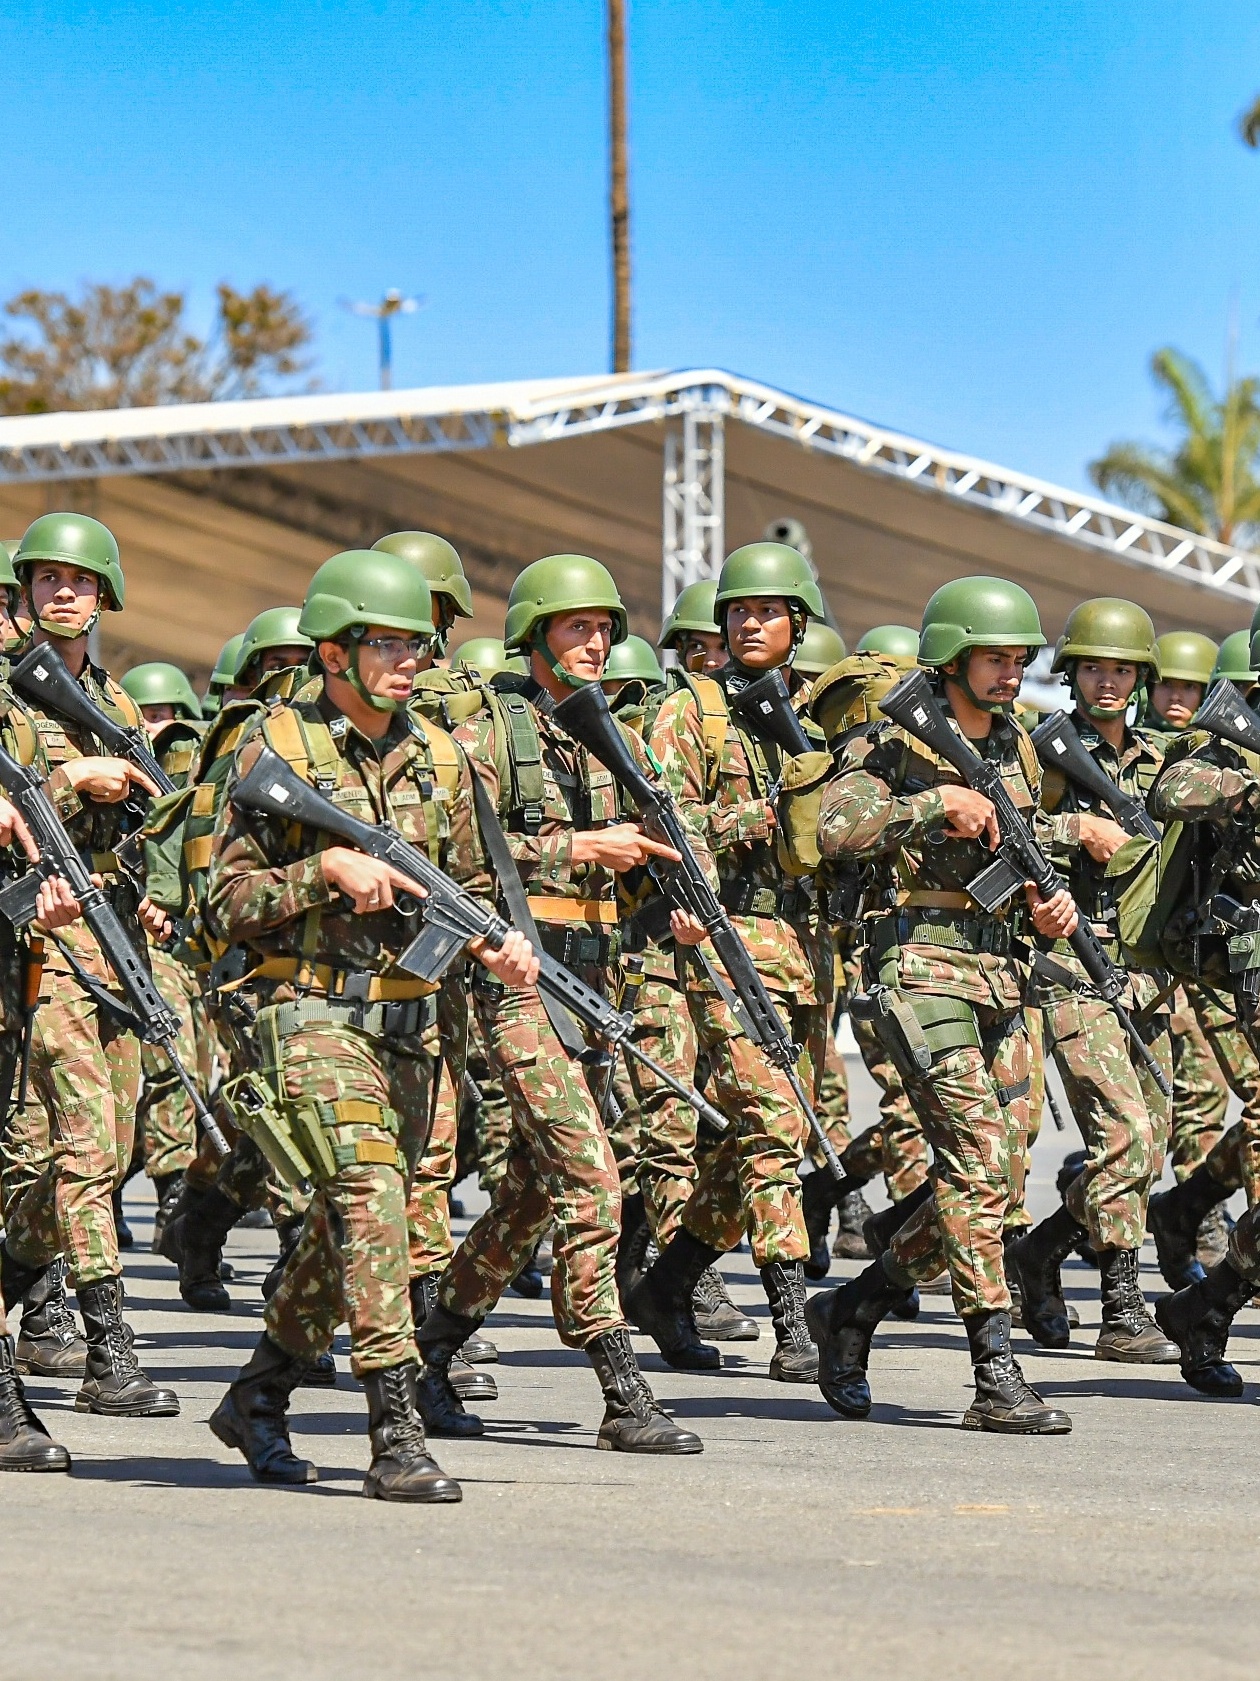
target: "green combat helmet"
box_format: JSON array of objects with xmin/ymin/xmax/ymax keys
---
[
  {"xmin": 451, "ymin": 636, "xmax": 526, "ymax": 680},
  {"xmin": 234, "ymin": 606, "xmax": 314, "ymax": 691},
  {"xmin": 659, "ymin": 579, "xmax": 719, "ymax": 651},
  {"xmin": 0, "ymin": 540, "xmax": 19, "ymax": 592},
  {"xmin": 503, "ymin": 554, "xmax": 627, "ymax": 689},
  {"xmin": 121, "ymin": 662, "xmax": 202, "ymax": 720},
  {"xmin": 602, "ymin": 634, "xmax": 665, "ymax": 688},
  {"xmin": 856, "ymin": 624, "xmax": 920, "ymax": 665},
  {"xmin": 299, "ymin": 549, "xmax": 435, "ymax": 714},
  {"xmin": 918, "ymin": 576, "xmax": 1046, "ymax": 713},
  {"xmin": 372, "ymin": 532, "xmax": 472, "ymax": 654},
  {"xmin": 1155, "ymin": 631, "xmax": 1218, "ymax": 686},
  {"xmin": 714, "ymin": 542, "xmax": 825, "ymax": 623},
  {"xmin": 1212, "ymin": 629, "xmax": 1257, "ymax": 688},
  {"xmin": 202, "ymin": 632, "xmax": 246, "ymax": 718},
  {"xmin": 1051, "ymin": 597, "xmax": 1160, "ymax": 721},
  {"xmin": 792, "ymin": 621, "xmax": 848, "ymax": 679},
  {"xmin": 15, "ymin": 511, "xmax": 125, "ymax": 638}
]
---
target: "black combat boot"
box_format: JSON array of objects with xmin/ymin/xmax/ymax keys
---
[
  {"xmin": 962, "ymin": 1310, "xmax": 1072, "ymax": 1434},
  {"xmin": 1056, "ymin": 1151, "xmax": 1099, "ymax": 1266},
  {"xmin": 832, "ymin": 1187, "xmax": 876, "ymax": 1261},
  {"xmin": 692, "ymin": 1266, "xmax": 760, "ymax": 1341},
  {"xmin": 860, "ymin": 1179, "xmax": 933, "ymax": 1257},
  {"xmin": 209, "ymin": 1332, "xmax": 318, "ymax": 1483},
  {"xmin": 625, "ymin": 1230, "xmax": 723, "ymax": 1372},
  {"xmin": 112, "ymin": 1185, "xmax": 133, "ymax": 1250},
  {"xmin": 1197, "ymin": 1203, "xmax": 1234, "ymax": 1269},
  {"xmin": 804, "ymin": 1254, "xmax": 915, "ymax": 1419},
  {"xmin": 0, "ymin": 1241, "xmax": 44, "ymax": 1316},
  {"xmin": 298, "ymin": 1351, "xmax": 338, "ymax": 1388},
  {"xmin": 458, "ymin": 1326, "xmax": 499, "ymax": 1363},
  {"xmin": 1155, "ymin": 1256, "xmax": 1255, "ymax": 1397},
  {"xmin": 586, "ymin": 1328, "xmax": 703, "ymax": 1453},
  {"xmin": 760, "ymin": 1261, "xmax": 818, "ymax": 1382},
  {"xmin": 1148, "ymin": 1164, "xmax": 1231, "ymax": 1290},
  {"xmin": 415, "ymin": 1303, "xmax": 487, "ymax": 1438},
  {"xmin": 0, "ymin": 1335, "xmax": 70, "ymax": 1472},
  {"xmin": 1004, "ymin": 1204, "xmax": 1087, "ymax": 1349},
  {"xmin": 801, "ymin": 1170, "xmax": 835, "ymax": 1279},
  {"xmin": 410, "ymin": 1275, "xmax": 497, "ymax": 1403},
  {"xmin": 16, "ymin": 1256, "xmax": 87, "ymax": 1377},
  {"xmin": 76, "ymin": 1276, "xmax": 180, "ymax": 1417},
  {"xmin": 362, "ymin": 1364, "xmax": 461, "ymax": 1502},
  {"xmin": 262, "ymin": 1217, "xmax": 303, "ymax": 1300},
  {"xmin": 158, "ymin": 1184, "xmax": 238, "ymax": 1312},
  {"xmin": 1094, "ymin": 1247, "xmax": 1179, "ymax": 1363},
  {"xmin": 149, "ymin": 1172, "xmax": 185, "ymax": 1254},
  {"xmin": 616, "ymin": 1190, "xmax": 653, "ymax": 1309}
]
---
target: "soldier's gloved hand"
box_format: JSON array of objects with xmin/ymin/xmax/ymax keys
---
[
  {"xmin": 1025, "ymin": 884, "xmax": 1078, "ymax": 939},
  {"xmin": 938, "ymin": 785, "xmax": 1000, "ymax": 849},
  {"xmin": 32, "ymin": 875, "xmax": 81, "ymax": 932},
  {"xmin": 62, "ymin": 756, "xmax": 161, "ymax": 804},
  {"xmin": 669, "ymin": 908, "xmax": 707, "ymax": 946},
  {"xmin": 571, "ymin": 824, "xmax": 682, "ymax": 873},
  {"xmin": 1076, "ymin": 812, "xmax": 1129, "ymax": 864},
  {"xmin": 138, "ymin": 894, "xmax": 173, "ymax": 943},
  {"xmin": 469, "ymin": 929, "xmax": 540, "ymax": 990},
  {"xmin": 320, "ymin": 846, "xmax": 428, "ymax": 915}
]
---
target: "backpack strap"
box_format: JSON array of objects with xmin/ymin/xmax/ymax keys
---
[
  {"xmin": 677, "ymin": 671, "xmax": 730, "ymax": 799},
  {"xmin": 494, "ymin": 691, "xmax": 546, "ymax": 831}
]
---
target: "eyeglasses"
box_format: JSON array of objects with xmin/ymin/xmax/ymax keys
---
[{"xmin": 358, "ymin": 635, "xmax": 430, "ymax": 662}]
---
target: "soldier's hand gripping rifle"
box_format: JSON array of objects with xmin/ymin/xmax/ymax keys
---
[
  {"xmin": 228, "ymin": 746, "xmax": 730, "ymax": 1137},
  {"xmin": 10, "ymin": 640, "xmax": 175, "ymax": 799},
  {"xmin": 0, "ymin": 743, "xmax": 231, "ymax": 1157},
  {"xmin": 552, "ymin": 679, "xmax": 847, "ymax": 1182},
  {"xmin": 1030, "ymin": 711, "xmax": 1161, "ymax": 842},
  {"xmin": 879, "ymin": 667, "xmax": 1171, "ymax": 1097}
]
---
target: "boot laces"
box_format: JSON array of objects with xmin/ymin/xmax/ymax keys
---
[
  {"xmin": 42, "ymin": 1278, "xmax": 80, "ymax": 1349},
  {"xmin": 381, "ymin": 1367, "xmax": 429, "ymax": 1461},
  {"xmin": 692, "ymin": 1267, "xmax": 730, "ymax": 1315},
  {"xmin": 602, "ymin": 1330, "xmax": 657, "ymax": 1423},
  {"xmin": 0, "ymin": 1362, "xmax": 40, "ymax": 1437}
]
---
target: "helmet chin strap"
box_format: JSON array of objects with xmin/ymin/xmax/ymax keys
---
[
  {"xmin": 346, "ymin": 630, "xmax": 400, "ymax": 715},
  {"xmin": 953, "ymin": 651, "xmax": 1012, "ymax": 714},
  {"xmin": 532, "ymin": 628, "xmax": 596, "ymax": 690},
  {"xmin": 1069, "ymin": 665, "xmax": 1137, "ymax": 723}
]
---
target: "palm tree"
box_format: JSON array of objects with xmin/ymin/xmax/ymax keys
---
[
  {"xmin": 1242, "ymin": 93, "xmax": 1260, "ymax": 148},
  {"xmin": 1088, "ymin": 349, "xmax": 1260, "ymax": 547}
]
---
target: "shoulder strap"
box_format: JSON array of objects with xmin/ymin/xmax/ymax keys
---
[
  {"xmin": 410, "ymin": 712, "xmax": 461, "ymax": 795},
  {"xmin": 1011, "ymin": 718, "xmax": 1042, "ymax": 801},
  {"xmin": 677, "ymin": 671, "xmax": 729, "ymax": 798},
  {"xmin": 494, "ymin": 691, "xmax": 545, "ymax": 830}
]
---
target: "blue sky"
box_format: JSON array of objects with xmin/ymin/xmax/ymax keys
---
[{"xmin": 4, "ymin": 0, "xmax": 1260, "ymax": 492}]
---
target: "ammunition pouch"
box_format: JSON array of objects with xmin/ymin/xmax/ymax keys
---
[
  {"xmin": 850, "ymin": 985, "xmax": 982, "ymax": 1083},
  {"xmin": 774, "ymin": 749, "xmax": 833, "ymax": 876}
]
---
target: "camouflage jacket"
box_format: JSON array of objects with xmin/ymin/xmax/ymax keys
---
[
  {"xmin": 650, "ymin": 670, "xmax": 827, "ymax": 1003},
  {"xmin": 1038, "ymin": 716, "xmax": 1166, "ymax": 1001},
  {"xmin": 207, "ymin": 680, "xmax": 490, "ymax": 993},
  {"xmin": 819, "ymin": 704, "xmax": 1066, "ymax": 1008},
  {"xmin": 1152, "ymin": 730, "xmax": 1260, "ymax": 898}
]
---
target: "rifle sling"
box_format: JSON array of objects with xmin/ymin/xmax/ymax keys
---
[
  {"xmin": 48, "ymin": 932, "xmax": 145, "ymax": 1035},
  {"xmin": 468, "ymin": 769, "xmax": 587, "ymax": 1060}
]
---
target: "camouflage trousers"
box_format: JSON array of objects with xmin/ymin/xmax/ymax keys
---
[
  {"xmin": 1189, "ymin": 985, "xmax": 1260, "ymax": 1206},
  {"xmin": 808, "ymin": 1029, "xmax": 852, "ymax": 1167},
  {"xmin": 837, "ymin": 1009, "xmax": 930, "ymax": 1201},
  {"xmin": 466, "ymin": 1018, "xmax": 515, "ymax": 1196},
  {"xmin": 138, "ymin": 948, "xmax": 217, "ymax": 1182},
  {"xmin": 1005, "ymin": 1005, "xmax": 1047, "ymax": 1232},
  {"xmin": 407, "ymin": 1047, "xmax": 458, "ymax": 1280},
  {"xmin": 887, "ymin": 1000, "xmax": 1034, "ymax": 1317},
  {"xmin": 1044, "ymin": 994, "xmax": 1172, "ymax": 1251},
  {"xmin": 4, "ymin": 970, "xmax": 140, "ymax": 1288},
  {"xmin": 264, "ymin": 1013, "xmax": 434, "ymax": 1377},
  {"xmin": 1168, "ymin": 986, "xmax": 1230, "ymax": 1181},
  {"xmin": 679, "ymin": 991, "xmax": 823, "ymax": 1266},
  {"xmin": 438, "ymin": 981, "xmax": 623, "ymax": 1349},
  {"xmin": 0, "ymin": 1093, "xmax": 52, "ymax": 1227},
  {"xmin": 622, "ymin": 973, "xmax": 703, "ymax": 1245}
]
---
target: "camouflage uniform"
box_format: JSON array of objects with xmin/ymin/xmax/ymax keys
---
[
  {"xmin": 649, "ymin": 673, "xmax": 828, "ymax": 1265},
  {"xmin": 207, "ymin": 683, "xmax": 490, "ymax": 1376},
  {"xmin": 1035, "ymin": 721, "xmax": 1172, "ymax": 1250},
  {"xmin": 2, "ymin": 660, "xmax": 148, "ymax": 1289},
  {"xmin": 1169, "ymin": 986, "xmax": 1231, "ymax": 1181},
  {"xmin": 816, "ymin": 704, "xmax": 1052, "ymax": 1316}
]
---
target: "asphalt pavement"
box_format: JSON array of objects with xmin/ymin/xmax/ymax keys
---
[{"xmin": 3, "ymin": 1054, "xmax": 1259, "ymax": 1681}]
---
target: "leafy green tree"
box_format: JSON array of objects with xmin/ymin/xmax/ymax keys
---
[
  {"xmin": 1089, "ymin": 349, "xmax": 1260, "ymax": 547},
  {"xmin": 0, "ymin": 277, "xmax": 314, "ymax": 414}
]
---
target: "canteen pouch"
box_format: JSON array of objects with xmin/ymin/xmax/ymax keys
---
[{"xmin": 775, "ymin": 749, "xmax": 834, "ymax": 876}]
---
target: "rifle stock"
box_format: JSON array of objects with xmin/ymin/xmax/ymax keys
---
[
  {"xmin": 728, "ymin": 669, "xmax": 814, "ymax": 757},
  {"xmin": 10, "ymin": 641, "xmax": 174, "ymax": 797},
  {"xmin": 1030, "ymin": 711, "xmax": 1160, "ymax": 841},
  {"xmin": 1193, "ymin": 679, "xmax": 1260, "ymax": 757}
]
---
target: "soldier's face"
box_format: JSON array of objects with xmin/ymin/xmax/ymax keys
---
[
  {"xmin": 257, "ymin": 646, "xmax": 309, "ymax": 677},
  {"xmin": 1149, "ymin": 677, "xmax": 1203, "ymax": 729},
  {"xmin": 141, "ymin": 703, "xmax": 176, "ymax": 735},
  {"xmin": 950, "ymin": 646, "xmax": 1029, "ymax": 707},
  {"xmin": 679, "ymin": 631, "xmax": 726, "ymax": 674},
  {"xmin": 543, "ymin": 610, "xmax": 614, "ymax": 682},
  {"xmin": 726, "ymin": 597, "xmax": 794, "ymax": 669},
  {"xmin": 29, "ymin": 562, "xmax": 100, "ymax": 636},
  {"xmin": 320, "ymin": 623, "xmax": 420, "ymax": 706},
  {"xmin": 1075, "ymin": 657, "xmax": 1138, "ymax": 714}
]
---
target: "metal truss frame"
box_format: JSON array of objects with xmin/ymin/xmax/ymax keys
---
[{"xmin": 1, "ymin": 368, "xmax": 1255, "ymax": 606}]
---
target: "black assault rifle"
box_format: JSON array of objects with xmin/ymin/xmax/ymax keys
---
[
  {"xmin": 727, "ymin": 668, "xmax": 815, "ymax": 759},
  {"xmin": 879, "ymin": 667, "xmax": 1171, "ymax": 1096},
  {"xmin": 228, "ymin": 746, "xmax": 731, "ymax": 1137},
  {"xmin": 552, "ymin": 679, "xmax": 847, "ymax": 1182},
  {"xmin": 10, "ymin": 641, "xmax": 175, "ymax": 799},
  {"xmin": 1030, "ymin": 711, "xmax": 1161, "ymax": 842},
  {"xmin": 0, "ymin": 744, "xmax": 230, "ymax": 1157}
]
